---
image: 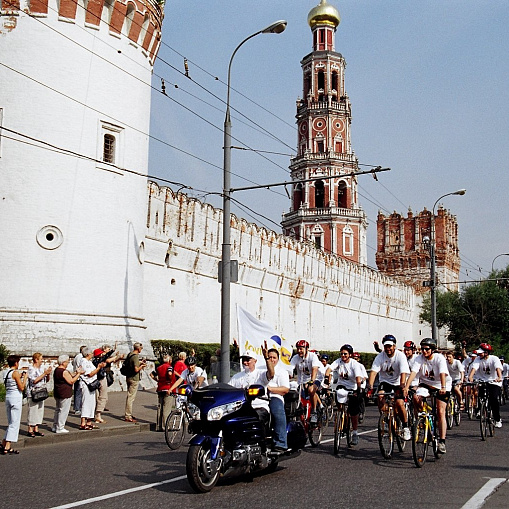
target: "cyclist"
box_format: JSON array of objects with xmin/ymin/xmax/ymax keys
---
[
  {"xmin": 501, "ymin": 356, "xmax": 509, "ymax": 398},
  {"xmin": 367, "ymin": 335, "xmax": 411, "ymax": 440},
  {"xmin": 167, "ymin": 356, "xmax": 208, "ymax": 392},
  {"xmin": 317, "ymin": 354, "xmax": 331, "ymax": 388},
  {"xmin": 325, "ymin": 344, "xmax": 363, "ymax": 445},
  {"xmin": 467, "ymin": 343, "xmax": 503, "ymax": 428},
  {"xmin": 403, "ymin": 338, "xmax": 451, "ymax": 454},
  {"xmin": 290, "ymin": 340, "xmax": 321, "ymax": 422},
  {"xmin": 446, "ymin": 350, "xmax": 465, "ymax": 410},
  {"xmin": 352, "ymin": 352, "xmax": 368, "ymax": 422}
]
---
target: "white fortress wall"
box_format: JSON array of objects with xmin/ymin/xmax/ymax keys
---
[{"xmin": 144, "ymin": 183, "xmax": 417, "ymax": 352}]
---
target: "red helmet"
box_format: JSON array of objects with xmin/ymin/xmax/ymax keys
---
[
  {"xmin": 296, "ymin": 340, "xmax": 309, "ymax": 349},
  {"xmin": 352, "ymin": 352, "xmax": 360, "ymax": 359},
  {"xmin": 403, "ymin": 341, "xmax": 416, "ymax": 350},
  {"xmin": 479, "ymin": 343, "xmax": 492, "ymax": 353}
]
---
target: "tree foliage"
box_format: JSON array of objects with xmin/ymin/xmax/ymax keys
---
[{"xmin": 420, "ymin": 265, "xmax": 509, "ymax": 357}]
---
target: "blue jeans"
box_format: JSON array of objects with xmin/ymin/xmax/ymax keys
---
[
  {"xmin": 73, "ymin": 381, "xmax": 82, "ymax": 412},
  {"xmin": 269, "ymin": 397, "xmax": 287, "ymax": 448}
]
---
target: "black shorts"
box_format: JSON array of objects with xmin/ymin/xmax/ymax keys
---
[
  {"xmin": 419, "ymin": 383, "xmax": 450, "ymax": 403},
  {"xmin": 378, "ymin": 382, "xmax": 404, "ymax": 399}
]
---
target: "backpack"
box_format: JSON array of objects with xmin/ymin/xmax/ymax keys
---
[{"xmin": 120, "ymin": 354, "xmax": 134, "ymax": 377}]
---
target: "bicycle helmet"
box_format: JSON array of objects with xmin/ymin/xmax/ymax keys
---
[
  {"xmin": 403, "ymin": 340, "xmax": 416, "ymax": 350},
  {"xmin": 296, "ymin": 340, "xmax": 309, "ymax": 349},
  {"xmin": 185, "ymin": 356, "xmax": 197, "ymax": 366},
  {"xmin": 420, "ymin": 338, "xmax": 437, "ymax": 351},
  {"xmin": 352, "ymin": 352, "xmax": 361, "ymax": 359},
  {"xmin": 478, "ymin": 343, "xmax": 493, "ymax": 353},
  {"xmin": 320, "ymin": 354, "xmax": 329, "ymax": 361},
  {"xmin": 382, "ymin": 334, "xmax": 397, "ymax": 345},
  {"xmin": 340, "ymin": 344, "xmax": 354, "ymax": 355}
]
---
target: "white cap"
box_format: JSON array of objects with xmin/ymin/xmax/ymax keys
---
[{"xmin": 240, "ymin": 348, "xmax": 258, "ymax": 360}]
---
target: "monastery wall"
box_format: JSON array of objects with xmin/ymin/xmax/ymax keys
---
[{"xmin": 144, "ymin": 182, "xmax": 421, "ymax": 352}]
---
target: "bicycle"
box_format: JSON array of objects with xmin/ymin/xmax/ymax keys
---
[
  {"xmin": 463, "ymin": 381, "xmax": 477, "ymax": 420},
  {"xmin": 164, "ymin": 385, "xmax": 199, "ymax": 450},
  {"xmin": 375, "ymin": 391, "xmax": 406, "ymax": 460},
  {"xmin": 446, "ymin": 380, "xmax": 461, "ymax": 429},
  {"xmin": 477, "ymin": 381, "xmax": 496, "ymax": 441},
  {"xmin": 411, "ymin": 388, "xmax": 441, "ymax": 468},
  {"xmin": 295, "ymin": 383, "xmax": 326, "ymax": 447},
  {"xmin": 318, "ymin": 385, "xmax": 334, "ymax": 426},
  {"xmin": 333, "ymin": 387, "xmax": 353, "ymax": 455}
]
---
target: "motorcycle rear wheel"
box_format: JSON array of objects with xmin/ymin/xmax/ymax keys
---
[{"xmin": 186, "ymin": 444, "xmax": 221, "ymax": 493}]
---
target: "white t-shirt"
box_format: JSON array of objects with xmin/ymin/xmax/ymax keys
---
[
  {"xmin": 290, "ymin": 352, "xmax": 321, "ymax": 384},
  {"xmin": 411, "ymin": 353, "xmax": 451, "ymax": 390},
  {"xmin": 329, "ymin": 358, "xmax": 363, "ymax": 391},
  {"xmin": 446, "ymin": 358, "xmax": 464, "ymax": 382},
  {"xmin": 316, "ymin": 363, "xmax": 330, "ymax": 384},
  {"xmin": 180, "ymin": 367, "xmax": 208, "ymax": 388},
  {"xmin": 407, "ymin": 354, "xmax": 419, "ymax": 386},
  {"xmin": 229, "ymin": 368, "xmax": 270, "ymax": 411},
  {"xmin": 370, "ymin": 350, "xmax": 410, "ymax": 386},
  {"xmin": 469, "ymin": 355, "xmax": 503, "ymax": 387},
  {"xmin": 267, "ymin": 363, "xmax": 290, "ymax": 403},
  {"xmin": 502, "ymin": 362, "xmax": 509, "ymax": 378}
]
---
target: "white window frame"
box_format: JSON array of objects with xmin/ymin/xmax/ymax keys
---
[
  {"xmin": 342, "ymin": 225, "xmax": 354, "ymax": 256},
  {"xmin": 97, "ymin": 121, "xmax": 124, "ymax": 172}
]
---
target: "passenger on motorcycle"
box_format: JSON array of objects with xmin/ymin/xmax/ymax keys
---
[
  {"xmin": 468, "ymin": 343, "xmax": 503, "ymax": 428},
  {"xmin": 446, "ymin": 350, "xmax": 465, "ymax": 410},
  {"xmin": 265, "ymin": 348, "xmax": 290, "ymax": 451},
  {"xmin": 290, "ymin": 340, "xmax": 321, "ymax": 422},
  {"xmin": 403, "ymin": 338, "xmax": 451, "ymax": 454},
  {"xmin": 167, "ymin": 356, "xmax": 208, "ymax": 392},
  {"xmin": 325, "ymin": 344, "xmax": 364, "ymax": 445},
  {"xmin": 367, "ymin": 335, "xmax": 411, "ymax": 441}
]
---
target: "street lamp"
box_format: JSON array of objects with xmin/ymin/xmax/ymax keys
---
[
  {"xmin": 428, "ymin": 189, "xmax": 466, "ymax": 347},
  {"xmin": 491, "ymin": 253, "xmax": 509, "ymax": 273},
  {"xmin": 220, "ymin": 20, "xmax": 287, "ymax": 383}
]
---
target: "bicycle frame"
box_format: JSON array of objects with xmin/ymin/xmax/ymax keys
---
[
  {"xmin": 375, "ymin": 391, "xmax": 406, "ymax": 459},
  {"xmin": 412, "ymin": 390, "xmax": 440, "ymax": 468}
]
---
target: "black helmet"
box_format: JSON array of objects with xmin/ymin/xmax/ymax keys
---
[
  {"xmin": 420, "ymin": 338, "xmax": 437, "ymax": 351},
  {"xmin": 185, "ymin": 356, "xmax": 197, "ymax": 367},
  {"xmin": 340, "ymin": 344, "xmax": 354, "ymax": 355},
  {"xmin": 320, "ymin": 354, "xmax": 329, "ymax": 361},
  {"xmin": 382, "ymin": 334, "xmax": 397, "ymax": 345}
]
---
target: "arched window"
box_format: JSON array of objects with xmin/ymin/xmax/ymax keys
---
[
  {"xmin": 123, "ymin": 3, "xmax": 136, "ymax": 38},
  {"xmin": 315, "ymin": 180, "xmax": 325, "ymax": 208},
  {"xmin": 317, "ymin": 70, "xmax": 325, "ymax": 91},
  {"xmin": 103, "ymin": 134, "xmax": 116, "ymax": 164},
  {"xmin": 101, "ymin": 0, "xmax": 115, "ymax": 26},
  {"xmin": 337, "ymin": 181, "xmax": 348, "ymax": 208},
  {"xmin": 331, "ymin": 71, "xmax": 338, "ymax": 94},
  {"xmin": 343, "ymin": 225, "xmax": 353, "ymax": 256},
  {"xmin": 293, "ymin": 183, "xmax": 303, "ymax": 211},
  {"xmin": 138, "ymin": 14, "xmax": 150, "ymax": 46}
]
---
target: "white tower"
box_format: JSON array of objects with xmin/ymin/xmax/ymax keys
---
[{"xmin": 0, "ymin": 0, "xmax": 164, "ymax": 354}]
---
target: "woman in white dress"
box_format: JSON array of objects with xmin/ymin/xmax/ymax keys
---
[
  {"xmin": 79, "ymin": 348, "xmax": 106, "ymax": 430},
  {"xmin": 27, "ymin": 352, "xmax": 52, "ymax": 437}
]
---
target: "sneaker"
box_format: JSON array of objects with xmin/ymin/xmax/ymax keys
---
[
  {"xmin": 74, "ymin": 410, "xmax": 81, "ymax": 416},
  {"xmin": 51, "ymin": 427, "xmax": 56, "ymax": 433},
  {"xmin": 495, "ymin": 420, "xmax": 502, "ymax": 428},
  {"xmin": 437, "ymin": 442, "xmax": 446, "ymax": 454},
  {"xmin": 55, "ymin": 428, "xmax": 69, "ymax": 434},
  {"xmin": 351, "ymin": 432, "xmax": 359, "ymax": 446},
  {"xmin": 310, "ymin": 412, "xmax": 318, "ymax": 423},
  {"xmin": 402, "ymin": 427, "xmax": 411, "ymax": 441}
]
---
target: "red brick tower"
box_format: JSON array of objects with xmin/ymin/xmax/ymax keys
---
[
  {"xmin": 376, "ymin": 207, "xmax": 460, "ymax": 292},
  {"xmin": 281, "ymin": 0, "xmax": 367, "ymax": 264}
]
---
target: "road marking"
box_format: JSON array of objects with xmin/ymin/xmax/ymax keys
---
[
  {"xmin": 49, "ymin": 475, "xmax": 188, "ymax": 509},
  {"xmin": 461, "ymin": 478, "xmax": 507, "ymax": 509}
]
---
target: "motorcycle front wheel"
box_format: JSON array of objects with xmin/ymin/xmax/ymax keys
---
[{"xmin": 186, "ymin": 444, "xmax": 221, "ymax": 493}]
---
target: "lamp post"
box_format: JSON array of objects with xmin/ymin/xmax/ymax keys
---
[
  {"xmin": 427, "ymin": 189, "xmax": 466, "ymax": 347},
  {"xmin": 491, "ymin": 253, "xmax": 509, "ymax": 273},
  {"xmin": 220, "ymin": 20, "xmax": 287, "ymax": 383}
]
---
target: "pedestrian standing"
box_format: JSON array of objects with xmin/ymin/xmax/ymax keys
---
[
  {"xmin": 94, "ymin": 344, "xmax": 119, "ymax": 423},
  {"xmin": 72, "ymin": 345, "xmax": 87, "ymax": 414},
  {"xmin": 52, "ymin": 355, "xmax": 83, "ymax": 433},
  {"xmin": 150, "ymin": 354, "xmax": 174, "ymax": 431},
  {"xmin": 123, "ymin": 342, "xmax": 147, "ymax": 423},
  {"xmin": 2, "ymin": 355, "xmax": 28, "ymax": 454},
  {"xmin": 79, "ymin": 348, "xmax": 106, "ymax": 430},
  {"xmin": 27, "ymin": 353, "xmax": 52, "ymax": 437}
]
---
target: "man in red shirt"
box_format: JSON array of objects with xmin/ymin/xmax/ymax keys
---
[{"xmin": 150, "ymin": 354, "xmax": 174, "ymax": 431}]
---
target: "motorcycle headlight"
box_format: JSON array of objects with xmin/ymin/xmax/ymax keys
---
[
  {"xmin": 207, "ymin": 400, "xmax": 243, "ymax": 421},
  {"xmin": 187, "ymin": 403, "xmax": 201, "ymax": 420}
]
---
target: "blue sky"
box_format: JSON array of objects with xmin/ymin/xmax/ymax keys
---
[{"xmin": 149, "ymin": 1, "xmax": 509, "ymax": 283}]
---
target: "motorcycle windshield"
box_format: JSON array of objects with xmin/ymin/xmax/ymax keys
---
[{"xmin": 190, "ymin": 383, "xmax": 246, "ymax": 415}]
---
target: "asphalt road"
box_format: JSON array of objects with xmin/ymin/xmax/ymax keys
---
[{"xmin": 1, "ymin": 403, "xmax": 508, "ymax": 509}]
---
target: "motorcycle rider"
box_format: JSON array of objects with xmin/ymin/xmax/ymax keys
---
[
  {"xmin": 290, "ymin": 340, "xmax": 321, "ymax": 422},
  {"xmin": 167, "ymin": 356, "xmax": 208, "ymax": 392}
]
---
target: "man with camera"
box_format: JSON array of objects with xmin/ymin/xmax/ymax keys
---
[{"xmin": 123, "ymin": 342, "xmax": 147, "ymax": 423}]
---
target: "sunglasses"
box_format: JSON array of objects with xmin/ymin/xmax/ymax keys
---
[{"xmin": 422, "ymin": 347, "xmax": 432, "ymax": 351}]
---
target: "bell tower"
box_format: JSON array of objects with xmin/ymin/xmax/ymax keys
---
[{"xmin": 282, "ymin": 0, "xmax": 367, "ymax": 264}]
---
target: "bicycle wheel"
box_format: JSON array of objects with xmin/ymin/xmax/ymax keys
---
[
  {"xmin": 333, "ymin": 408, "xmax": 343, "ymax": 455},
  {"xmin": 308, "ymin": 410, "xmax": 323, "ymax": 447},
  {"xmin": 378, "ymin": 412, "xmax": 393, "ymax": 459},
  {"xmin": 467, "ymin": 393, "xmax": 475, "ymax": 420},
  {"xmin": 454, "ymin": 398, "xmax": 461, "ymax": 426},
  {"xmin": 412, "ymin": 415, "xmax": 428, "ymax": 468},
  {"xmin": 345, "ymin": 413, "xmax": 353, "ymax": 447},
  {"xmin": 327, "ymin": 400, "xmax": 334, "ymax": 423},
  {"xmin": 395, "ymin": 415, "xmax": 406, "ymax": 453},
  {"xmin": 165, "ymin": 409, "xmax": 185, "ymax": 450},
  {"xmin": 479, "ymin": 401, "xmax": 488, "ymax": 441},
  {"xmin": 446, "ymin": 398, "xmax": 454, "ymax": 430},
  {"xmin": 488, "ymin": 409, "xmax": 495, "ymax": 437}
]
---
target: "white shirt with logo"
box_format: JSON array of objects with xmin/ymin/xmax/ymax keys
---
[
  {"xmin": 370, "ymin": 350, "xmax": 410, "ymax": 386},
  {"xmin": 290, "ymin": 352, "xmax": 321, "ymax": 384}
]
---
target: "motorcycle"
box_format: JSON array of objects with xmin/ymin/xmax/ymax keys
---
[{"xmin": 185, "ymin": 382, "xmax": 305, "ymax": 493}]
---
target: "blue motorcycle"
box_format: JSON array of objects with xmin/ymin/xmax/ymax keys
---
[{"xmin": 185, "ymin": 382, "xmax": 305, "ymax": 493}]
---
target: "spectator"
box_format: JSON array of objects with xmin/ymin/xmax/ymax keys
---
[
  {"xmin": 2, "ymin": 355, "xmax": 28, "ymax": 454},
  {"xmin": 173, "ymin": 352, "xmax": 187, "ymax": 379},
  {"xmin": 27, "ymin": 353, "xmax": 52, "ymax": 437},
  {"xmin": 123, "ymin": 342, "xmax": 147, "ymax": 423},
  {"xmin": 93, "ymin": 344, "xmax": 119, "ymax": 423},
  {"xmin": 52, "ymin": 355, "xmax": 84, "ymax": 433},
  {"xmin": 79, "ymin": 348, "xmax": 106, "ymax": 430},
  {"xmin": 72, "ymin": 345, "xmax": 87, "ymax": 415},
  {"xmin": 150, "ymin": 354, "xmax": 174, "ymax": 431}
]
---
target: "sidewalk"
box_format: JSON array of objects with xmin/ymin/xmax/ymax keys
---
[{"xmin": 0, "ymin": 388, "xmax": 159, "ymax": 449}]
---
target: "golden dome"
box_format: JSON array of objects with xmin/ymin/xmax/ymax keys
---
[{"xmin": 307, "ymin": 0, "xmax": 340, "ymax": 29}]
